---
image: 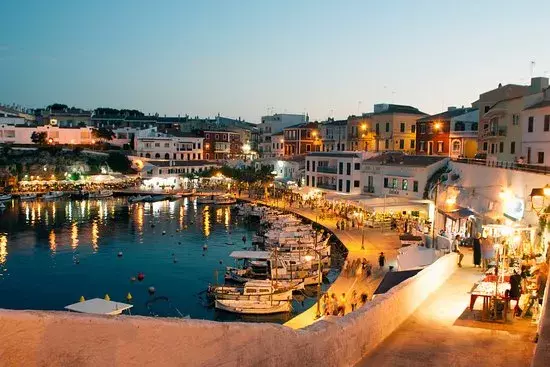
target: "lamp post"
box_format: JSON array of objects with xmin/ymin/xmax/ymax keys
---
[{"xmin": 305, "ymin": 218, "xmax": 323, "ymax": 319}]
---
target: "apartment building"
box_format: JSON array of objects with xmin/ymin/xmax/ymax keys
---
[
  {"xmin": 305, "ymin": 151, "xmax": 374, "ymax": 194},
  {"xmin": 371, "ymin": 104, "xmax": 426, "ymax": 153},
  {"xmin": 203, "ymin": 130, "xmax": 242, "ymax": 160},
  {"xmin": 258, "ymin": 113, "xmax": 306, "ymax": 157},
  {"xmin": 416, "ymin": 107, "xmax": 478, "ymax": 157},
  {"xmin": 361, "ymin": 152, "xmax": 448, "ymax": 199},
  {"xmin": 283, "ymin": 122, "xmax": 319, "ymax": 156},
  {"xmin": 320, "ymin": 119, "xmax": 347, "ymax": 152},
  {"xmin": 135, "ymin": 134, "xmax": 204, "ymax": 160},
  {"xmin": 346, "ymin": 115, "xmax": 375, "ymax": 152},
  {"xmin": 270, "ymin": 132, "xmax": 285, "ymax": 157},
  {"xmin": 0, "ymin": 125, "xmax": 94, "ymax": 145},
  {"xmin": 521, "ymin": 92, "xmax": 550, "ymax": 166}
]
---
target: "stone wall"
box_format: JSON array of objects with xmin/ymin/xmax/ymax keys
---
[
  {"xmin": 532, "ymin": 266, "xmax": 550, "ymax": 367},
  {"xmin": 0, "ymin": 254, "xmax": 458, "ymax": 367}
]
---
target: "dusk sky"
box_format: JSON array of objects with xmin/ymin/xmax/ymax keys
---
[{"xmin": 1, "ymin": 0, "xmax": 549, "ymax": 122}]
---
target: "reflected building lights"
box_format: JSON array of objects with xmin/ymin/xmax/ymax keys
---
[
  {"xmin": 203, "ymin": 206, "xmax": 211, "ymax": 237},
  {"xmin": 71, "ymin": 222, "xmax": 79, "ymax": 249},
  {"xmin": 36, "ymin": 203, "xmax": 41, "ymax": 221},
  {"xmin": 52, "ymin": 202, "xmax": 56, "ymax": 222},
  {"xmin": 25, "ymin": 204, "xmax": 30, "ymax": 224},
  {"xmin": 49, "ymin": 229, "xmax": 56, "ymax": 252},
  {"xmin": 224, "ymin": 207, "xmax": 230, "ymax": 228},
  {"xmin": 179, "ymin": 206, "xmax": 185, "ymax": 228},
  {"xmin": 0, "ymin": 234, "xmax": 7, "ymax": 265},
  {"xmin": 215, "ymin": 208, "xmax": 223, "ymax": 223},
  {"xmin": 92, "ymin": 220, "xmax": 99, "ymax": 251},
  {"xmin": 136, "ymin": 204, "xmax": 144, "ymax": 235}
]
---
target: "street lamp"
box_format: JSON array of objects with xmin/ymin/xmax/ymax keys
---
[
  {"xmin": 304, "ymin": 223, "xmax": 323, "ymax": 319},
  {"xmin": 530, "ymin": 185, "xmax": 550, "ymax": 216}
]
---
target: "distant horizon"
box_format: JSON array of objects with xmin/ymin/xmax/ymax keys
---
[{"xmin": 2, "ymin": 0, "xmax": 549, "ymax": 123}]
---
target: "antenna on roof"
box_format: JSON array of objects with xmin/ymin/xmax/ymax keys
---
[{"xmin": 531, "ymin": 60, "xmax": 536, "ymax": 77}]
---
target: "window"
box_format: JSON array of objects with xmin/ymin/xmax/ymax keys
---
[
  {"xmin": 437, "ymin": 141, "xmax": 444, "ymax": 152},
  {"xmin": 400, "ymin": 123, "xmax": 405, "ymax": 133},
  {"xmin": 419, "ymin": 141, "xmax": 425, "ymax": 151},
  {"xmin": 215, "ymin": 134, "xmax": 219, "ymax": 140},
  {"xmin": 528, "ymin": 117, "xmax": 534, "ymax": 132},
  {"xmin": 312, "ymin": 161, "xmax": 316, "ymax": 172},
  {"xmin": 454, "ymin": 122, "xmax": 465, "ymax": 131},
  {"xmin": 419, "ymin": 123, "xmax": 426, "ymax": 134},
  {"xmin": 510, "ymin": 141, "xmax": 515, "ymax": 154},
  {"xmin": 311, "ymin": 176, "xmax": 316, "ymax": 187},
  {"xmin": 410, "ymin": 140, "xmax": 415, "ymax": 149},
  {"xmin": 346, "ymin": 163, "xmax": 351, "ymax": 175},
  {"xmin": 512, "ymin": 114, "xmax": 520, "ymax": 125},
  {"xmin": 413, "ymin": 180, "xmax": 418, "ymax": 192},
  {"xmin": 375, "ymin": 123, "xmax": 380, "ymax": 135},
  {"xmin": 164, "ymin": 153, "xmax": 169, "ymax": 159},
  {"xmin": 538, "ymin": 152, "xmax": 545, "ymax": 164},
  {"xmin": 402, "ymin": 179, "xmax": 408, "ymax": 190},
  {"xmin": 411, "ymin": 125, "xmax": 416, "ymax": 133},
  {"xmin": 385, "ymin": 139, "xmax": 389, "ymax": 149},
  {"xmin": 483, "ymin": 142, "xmax": 488, "ymax": 151},
  {"xmin": 164, "ymin": 143, "xmax": 170, "ymax": 148},
  {"xmin": 399, "ymin": 139, "xmax": 404, "ymax": 149},
  {"xmin": 452, "ymin": 140, "xmax": 460, "ymax": 152},
  {"xmin": 155, "ymin": 143, "xmax": 160, "ymax": 147},
  {"xmin": 306, "ymin": 175, "xmax": 310, "ymax": 186},
  {"xmin": 471, "ymin": 123, "xmax": 478, "ymax": 131},
  {"xmin": 353, "ymin": 180, "xmax": 360, "ymax": 188},
  {"xmin": 392, "ymin": 178, "xmax": 398, "ymax": 189},
  {"xmin": 383, "ymin": 177, "xmax": 388, "ymax": 188},
  {"xmin": 205, "ymin": 133, "xmax": 210, "ymax": 139},
  {"xmin": 385, "ymin": 122, "xmax": 390, "ymax": 132},
  {"xmin": 527, "ymin": 147, "xmax": 532, "ymax": 164},
  {"xmin": 339, "ymin": 162, "xmax": 343, "ymax": 174},
  {"xmin": 354, "ymin": 163, "xmax": 360, "ymax": 170},
  {"xmin": 306, "ymin": 160, "xmax": 310, "ymax": 171},
  {"xmin": 484, "ymin": 106, "xmax": 490, "ymax": 113},
  {"xmin": 306, "ymin": 144, "xmax": 311, "ymax": 152},
  {"xmin": 545, "ymin": 115, "xmax": 550, "ymax": 131},
  {"xmin": 499, "ymin": 142, "xmax": 504, "ymax": 153}
]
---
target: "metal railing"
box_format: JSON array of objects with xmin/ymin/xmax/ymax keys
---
[
  {"xmin": 316, "ymin": 166, "xmax": 337, "ymax": 174},
  {"xmin": 316, "ymin": 183, "xmax": 337, "ymax": 190},
  {"xmin": 452, "ymin": 158, "xmax": 550, "ymax": 175},
  {"xmin": 363, "ymin": 186, "xmax": 375, "ymax": 193}
]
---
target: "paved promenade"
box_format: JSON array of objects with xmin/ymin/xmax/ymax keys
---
[
  {"xmin": 357, "ymin": 251, "xmax": 537, "ymax": 367},
  {"xmin": 243, "ymin": 198, "xmax": 402, "ymax": 329}
]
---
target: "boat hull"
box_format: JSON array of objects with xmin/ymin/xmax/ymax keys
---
[{"xmin": 215, "ymin": 299, "xmax": 291, "ymax": 314}]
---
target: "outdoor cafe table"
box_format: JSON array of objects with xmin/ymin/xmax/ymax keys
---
[{"xmin": 470, "ymin": 281, "xmax": 511, "ymax": 321}]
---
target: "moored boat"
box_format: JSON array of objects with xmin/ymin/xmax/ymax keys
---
[
  {"xmin": 214, "ymin": 298, "xmax": 292, "ymax": 315},
  {"xmin": 0, "ymin": 194, "xmax": 12, "ymax": 201},
  {"xmin": 214, "ymin": 195, "xmax": 236, "ymax": 205},
  {"xmin": 143, "ymin": 194, "xmax": 168, "ymax": 203},
  {"xmin": 197, "ymin": 195, "xmax": 217, "ymax": 204},
  {"xmin": 128, "ymin": 195, "xmax": 152, "ymax": 203},
  {"xmin": 88, "ymin": 190, "xmax": 113, "ymax": 199},
  {"xmin": 42, "ymin": 191, "xmax": 64, "ymax": 200},
  {"xmin": 19, "ymin": 193, "xmax": 37, "ymax": 201},
  {"xmin": 208, "ymin": 280, "xmax": 294, "ymax": 301}
]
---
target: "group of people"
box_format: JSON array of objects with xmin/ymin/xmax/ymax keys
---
[
  {"xmin": 452, "ymin": 233, "xmax": 496, "ymax": 269},
  {"xmin": 322, "ymin": 290, "xmax": 369, "ymax": 316},
  {"xmin": 342, "ymin": 258, "xmax": 374, "ymax": 278}
]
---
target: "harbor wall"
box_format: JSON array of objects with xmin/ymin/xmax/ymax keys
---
[
  {"xmin": 0, "ymin": 253, "xmax": 457, "ymax": 367},
  {"xmin": 532, "ymin": 263, "xmax": 550, "ymax": 367}
]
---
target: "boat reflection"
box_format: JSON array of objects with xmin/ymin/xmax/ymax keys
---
[{"xmin": 0, "ymin": 234, "xmax": 7, "ymax": 265}]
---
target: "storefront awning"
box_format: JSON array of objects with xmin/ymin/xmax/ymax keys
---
[{"xmin": 440, "ymin": 207, "xmax": 476, "ymax": 220}]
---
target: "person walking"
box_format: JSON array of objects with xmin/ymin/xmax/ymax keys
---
[
  {"xmin": 481, "ymin": 235, "xmax": 495, "ymax": 271},
  {"xmin": 472, "ymin": 233, "xmax": 482, "ymax": 268},
  {"xmin": 338, "ymin": 293, "xmax": 347, "ymax": 316},
  {"xmin": 453, "ymin": 235, "xmax": 464, "ymax": 267},
  {"xmin": 378, "ymin": 252, "xmax": 386, "ymax": 269},
  {"xmin": 331, "ymin": 293, "xmax": 339, "ymax": 316},
  {"xmin": 350, "ymin": 290, "xmax": 358, "ymax": 311},
  {"xmin": 342, "ymin": 258, "xmax": 349, "ymax": 278}
]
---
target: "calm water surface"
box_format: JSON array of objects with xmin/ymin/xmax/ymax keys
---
[{"xmin": 0, "ymin": 197, "xmax": 331, "ymax": 322}]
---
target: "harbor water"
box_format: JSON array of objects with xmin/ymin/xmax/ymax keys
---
[{"xmin": 0, "ymin": 197, "xmax": 339, "ymax": 322}]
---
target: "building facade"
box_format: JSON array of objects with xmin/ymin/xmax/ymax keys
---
[
  {"xmin": 371, "ymin": 104, "xmax": 426, "ymax": 153},
  {"xmin": 305, "ymin": 152, "xmax": 373, "ymax": 194},
  {"xmin": 361, "ymin": 153, "xmax": 448, "ymax": 199},
  {"xmin": 416, "ymin": 107, "xmax": 478, "ymax": 157},
  {"xmin": 0, "ymin": 125, "xmax": 94, "ymax": 145},
  {"xmin": 283, "ymin": 122, "xmax": 319, "ymax": 156},
  {"xmin": 320, "ymin": 119, "xmax": 347, "ymax": 152},
  {"xmin": 346, "ymin": 115, "xmax": 376, "ymax": 152},
  {"xmin": 135, "ymin": 134, "xmax": 204, "ymax": 160},
  {"xmin": 203, "ymin": 130, "xmax": 242, "ymax": 160},
  {"xmin": 521, "ymin": 97, "xmax": 550, "ymax": 166},
  {"xmin": 270, "ymin": 132, "xmax": 285, "ymax": 157},
  {"xmin": 258, "ymin": 113, "xmax": 307, "ymax": 158}
]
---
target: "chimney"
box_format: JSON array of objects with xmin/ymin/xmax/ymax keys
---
[
  {"xmin": 530, "ymin": 77, "xmax": 550, "ymax": 93},
  {"xmin": 447, "ymin": 106, "xmax": 457, "ymax": 111}
]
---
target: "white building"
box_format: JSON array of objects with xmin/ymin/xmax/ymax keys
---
[
  {"xmin": 110, "ymin": 126, "xmax": 157, "ymax": 148},
  {"xmin": 135, "ymin": 134, "xmax": 204, "ymax": 160},
  {"xmin": 258, "ymin": 113, "xmax": 307, "ymax": 158},
  {"xmin": 305, "ymin": 152, "xmax": 374, "ymax": 194},
  {"xmin": 256, "ymin": 156, "xmax": 305, "ymax": 185},
  {"xmin": 361, "ymin": 153, "xmax": 448, "ymax": 199},
  {"xmin": 521, "ymin": 95, "xmax": 550, "ymax": 166},
  {"xmin": 0, "ymin": 125, "xmax": 94, "ymax": 145}
]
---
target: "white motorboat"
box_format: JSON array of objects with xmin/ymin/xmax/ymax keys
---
[
  {"xmin": 65, "ymin": 298, "xmax": 133, "ymax": 316},
  {"xmin": 208, "ymin": 280, "xmax": 294, "ymax": 301},
  {"xmin": 197, "ymin": 195, "xmax": 217, "ymax": 204},
  {"xmin": 215, "ymin": 299, "xmax": 292, "ymax": 315},
  {"xmin": 19, "ymin": 193, "xmax": 37, "ymax": 201},
  {"xmin": 214, "ymin": 196, "xmax": 237, "ymax": 205},
  {"xmin": 42, "ymin": 191, "xmax": 64, "ymax": 200},
  {"xmin": 88, "ymin": 190, "xmax": 113, "ymax": 199},
  {"xmin": 0, "ymin": 194, "xmax": 12, "ymax": 201},
  {"xmin": 0, "ymin": 202, "xmax": 5, "ymax": 210},
  {"xmin": 128, "ymin": 195, "xmax": 152, "ymax": 203}
]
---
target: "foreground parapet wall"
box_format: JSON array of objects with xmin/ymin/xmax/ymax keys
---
[
  {"xmin": 532, "ymin": 267, "xmax": 550, "ymax": 367},
  {"xmin": 0, "ymin": 254, "xmax": 458, "ymax": 367}
]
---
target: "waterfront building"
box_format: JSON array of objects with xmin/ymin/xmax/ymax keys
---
[
  {"xmin": 133, "ymin": 159, "xmax": 219, "ymax": 180},
  {"xmin": 320, "ymin": 119, "xmax": 347, "ymax": 152},
  {"xmin": 370, "ymin": 104, "xmax": 426, "ymax": 153},
  {"xmin": 347, "ymin": 114, "xmax": 376, "ymax": 152},
  {"xmin": 305, "ymin": 151, "xmax": 373, "ymax": 194},
  {"xmin": 0, "ymin": 125, "xmax": 94, "ymax": 145},
  {"xmin": 256, "ymin": 156, "xmax": 305, "ymax": 185},
  {"xmin": 258, "ymin": 113, "xmax": 307, "ymax": 158},
  {"xmin": 202, "ymin": 130, "xmax": 242, "ymax": 160},
  {"xmin": 473, "ymin": 77, "xmax": 549, "ymax": 162},
  {"xmin": 42, "ymin": 107, "xmax": 92, "ymax": 127},
  {"xmin": 270, "ymin": 132, "xmax": 285, "ymax": 157},
  {"xmin": 283, "ymin": 122, "xmax": 319, "ymax": 156},
  {"xmin": 416, "ymin": 107, "xmax": 478, "ymax": 158},
  {"xmin": 361, "ymin": 152, "xmax": 448, "ymax": 199},
  {"xmin": 135, "ymin": 133, "xmax": 204, "ymax": 160},
  {"xmin": 521, "ymin": 90, "xmax": 550, "ymax": 166}
]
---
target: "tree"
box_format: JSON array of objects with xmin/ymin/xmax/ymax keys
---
[
  {"xmin": 47, "ymin": 103, "xmax": 68, "ymax": 111},
  {"xmin": 30, "ymin": 131, "xmax": 47, "ymax": 145},
  {"xmin": 91, "ymin": 127, "xmax": 115, "ymax": 142},
  {"xmin": 106, "ymin": 152, "xmax": 134, "ymax": 174}
]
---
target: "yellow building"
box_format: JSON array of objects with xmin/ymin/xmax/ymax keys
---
[{"xmin": 370, "ymin": 104, "xmax": 426, "ymax": 153}]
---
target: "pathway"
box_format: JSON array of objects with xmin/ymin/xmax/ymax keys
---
[
  {"xmin": 356, "ymin": 252, "xmax": 537, "ymax": 367},
  {"xmin": 243, "ymin": 198, "xmax": 402, "ymax": 329}
]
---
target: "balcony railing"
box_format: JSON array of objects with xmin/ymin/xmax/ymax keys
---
[
  {"xmin": 452, "ymin": 158, "xmax": 550, "ymax": 175},
  {"xmin": 482, "ymin": 126, "xmax": 507, "ymax": 138},
  {"xmin": 317, "ymin": 183, "xmax": 337, "ymax": 190},
  {"xmin": 316, "ymin": 166, "xmax": 337, "ymax": 174}
]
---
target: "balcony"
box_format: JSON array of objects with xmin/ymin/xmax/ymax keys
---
[
  {"xmin": 316, "ymin": 166, "xmax": 337, "ymax": 174},
  {"xmin": 317, "ymin": 183, "xmax": 337, "ymax": 190},
  {"xmin": 482, "ymin": 126, "xmax": 507, "ymax": 138}
]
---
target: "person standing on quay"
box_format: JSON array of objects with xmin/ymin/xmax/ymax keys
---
[
  {"xmin": 378, "ymin": 252, "xmax": 386, "ymax": 269},
  {"xmin": 453, "ymin": 235, "xmax": 464, "ymax": 267},
  {"xmin": 472, "ymin": 233, "xmax": 482, "ymax": 268}
]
